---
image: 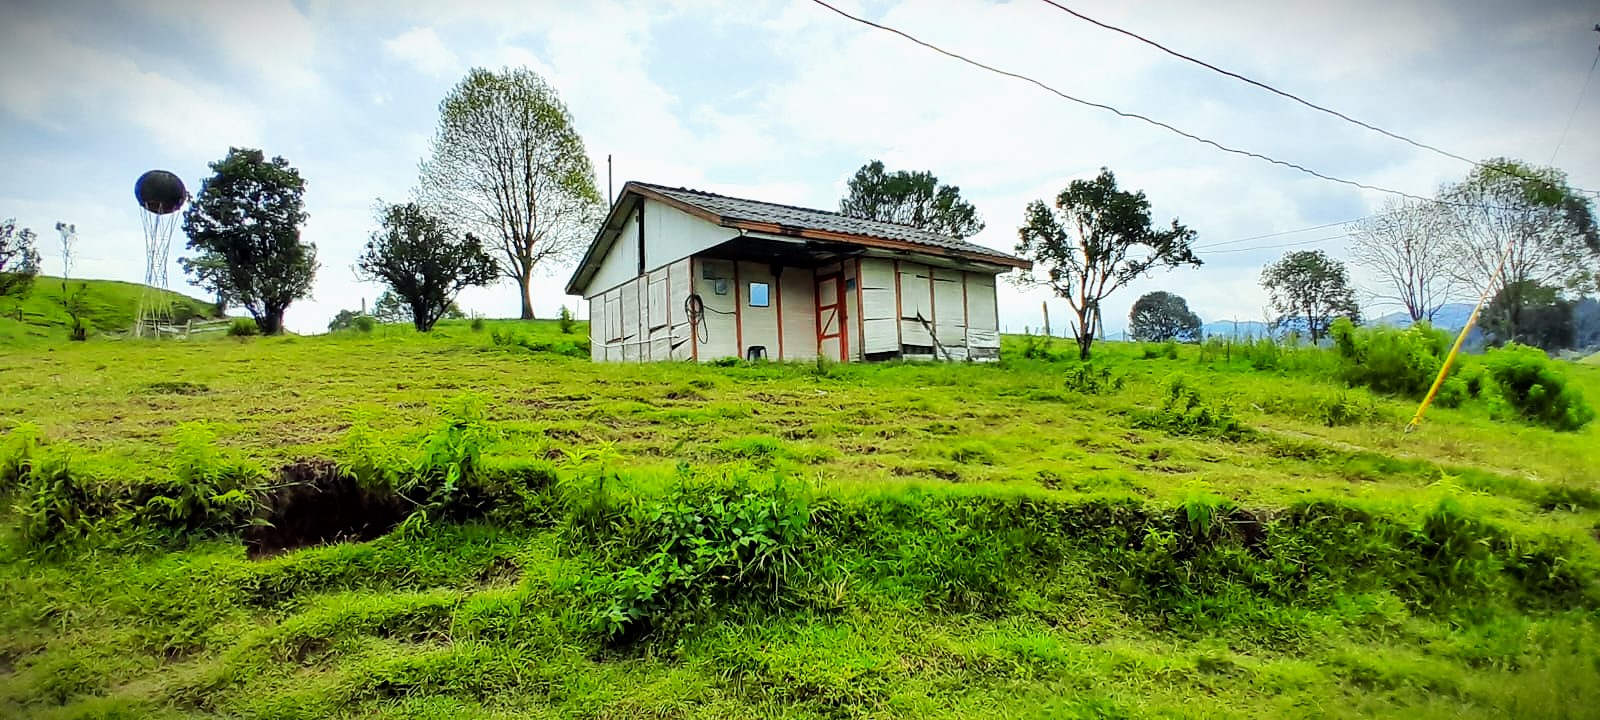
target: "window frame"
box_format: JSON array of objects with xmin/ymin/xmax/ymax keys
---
[{"xmin": 748, "ymin": 281, "xmax": 771, "ymax": 308}]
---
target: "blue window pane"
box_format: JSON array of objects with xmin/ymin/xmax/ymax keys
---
[{"xmin": 749, "ymin": 282, "xmax": 770, "ymax": 307}]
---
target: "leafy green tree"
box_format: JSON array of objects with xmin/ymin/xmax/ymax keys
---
[
  {"xmin": 420, "ymin": 67, "xmax": 603, "ymax": 320},
  {"xmin": 1260, "ymin": 249, "xmax": 1360, "ymax": 344},
  {"xmin": 1016, "ymin": 168, "xmax": 1200, "ymax": 360},
  {"xmin": 327, "ymin": 308, "xmax": 375, "ymax": 333},
  {"xmin": 181, "ymin": 148, "xmax": 317, "ymax": 335},
  {"xmin": 1129, "ymin": 291, "xmax": 1202, "ymax": 342},
  {"xmin": 1441, "ymin": 159, "xmax": 1598, "ymax": 342},
  {"xmin": 358, "ymin": 203, "xmax": 497, "ymax": 332},
  {"xmin": 0, "ymin": 218, "xmax": 40, "ymax": 304},
  {"xmin": 839, "ymin": 160, "xmax": 984, "ymax": 238},
  {"xmin": 1483, "ymin": 280, "xmax": 1573, "ymax": 350}
]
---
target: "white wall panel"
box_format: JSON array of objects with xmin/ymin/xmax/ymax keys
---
[
  {"xmin": 843, "ymin": 261, "xmax": 862, "ymax": 360},
  {"xmin": 965, "ymin": 272, "xmax": 999, "ymax": 333},
  {"xmin": 589, "ymin": 213, "xmax": 640, "ymax": 298},
  {"xmin": 620, "ymin": 280, "xmax": 640, "ymax": 362},
  {"xmin": 644, "ymin": 201, "xmax": 737, "ymax": 269},
  {"xmin": 667, "ymin": 258, "xmax": 694, "ymax": 360},
  {"xmin": 779, "ymin": 266, "xmax": 816, "ymax": 361},
  {"xmin": 693, "ymin": 257, "xmax": 739, "ymax": 360},
  {"xmin": 647, "ymin": 275, "xmax": 668, "ymax": 331},
  {"xmin": 932, "ymin": 267, "xmax": 967, "ymax": 351},
  {"xmin": 898, "ymin": 262, "xmax": 932, "ymax": 322},
  {"xmin": 737, "ymin": 261, "xmax": 780, "ymax": 361},
  {"xmin": 863, "ymin": 319, "xmax": 899, "ymax": 353}
]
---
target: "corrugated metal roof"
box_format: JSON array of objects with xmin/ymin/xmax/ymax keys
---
[{"xmin": 634, "ymin": 182, "xmax": 1026, "ymax": 265}]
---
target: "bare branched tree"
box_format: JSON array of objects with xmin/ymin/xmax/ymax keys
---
[
  {"xmin": 419, "ymin": 67, "xmax": 603, "ymax": 319},
  {"xmin": 1347, "ymin": 199, "xmax": 1460, "ymax": 323},
  {"xmin": 1439, "ymin": 158, "xmax": 1598, "ymax": 344}
]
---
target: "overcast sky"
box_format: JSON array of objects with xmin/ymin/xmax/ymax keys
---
[{"xmin": 2, "ymin": 0, "xmax": 1597, "ymax": 335}]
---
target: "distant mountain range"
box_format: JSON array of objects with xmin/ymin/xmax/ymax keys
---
[
  {"xmin": 1197, "ymin": 303, "xmax": 1480, "ymax": 342},
  {"xmin": 1198, "ymin": 320, "xmax": 1271, "ymax": 340},
  {"xmin": 1370, "ymin": 303, "xmax": 1478, "ymax": 331}
]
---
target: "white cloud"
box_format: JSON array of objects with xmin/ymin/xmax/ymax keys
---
[
  {"xmin": 0, "ymin": 18, "xmax": 263, "ymax": 161},
  {"xmin": 384, "ymin": 27, "xmax": 460, "ymax": 78}
]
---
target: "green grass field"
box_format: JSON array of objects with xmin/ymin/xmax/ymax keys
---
[{"xmin": 2, "ymin": 317, "xmax": 1599, "ymax": 719}]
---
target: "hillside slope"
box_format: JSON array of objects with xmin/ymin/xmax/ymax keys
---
[
  {"xmin": 0, "ymin": 276, "xmax": 218, "ymax": 343},
  {"xmin": 1, "ymin": 324, "xmax": 1598, "ymax": 718}
]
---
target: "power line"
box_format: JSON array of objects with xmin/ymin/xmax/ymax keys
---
[
  {"xmin": 1034, "ymin": 0, "xmax": 1475, "ymax": 166},
  {"xmin": 1193, "ymin": 216, "xmax": 1368, "ymax": 250},
  {"xmin": 805, "ymin": 0, "xmax": 1442, "ymax": 204},
  {"xmin": 1204, "ymin": 234, "xmax": 1349, "ymax": 255},
  {"xmin": 1550, "ymin": 41, "xmax": 1600, "ymax": 164},
  {"xmin": 1036, "ymin": 1, "xmax": 1600, "ymax": 197}
]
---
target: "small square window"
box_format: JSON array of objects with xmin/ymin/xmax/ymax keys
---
[{"xmin": 748, "ymin": 282, "xmax": 770, "ymax": 307}]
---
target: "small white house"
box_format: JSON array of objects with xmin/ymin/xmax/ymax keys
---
[{"xmin": 564, "ymin": 182, "xmax": 1031, "ymax": 363}]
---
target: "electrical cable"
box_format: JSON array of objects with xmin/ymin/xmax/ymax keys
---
[
  {"xmin": 805, "ymin": 0, "xmax": 1444, "ymax": 204},
  {"xmin": 1201, "ymin": 234, "xmax": 1349, "ymax": 255},
  {"xmin": 1192, "ymin": 217, "xmax": 1368, "ymax": 250},
  {"xmin": 1550, "ymin": 45, "xmax": 1600, "ymax": 164},
  {"xmin": 1035, "ymin": 0, "xmax": 1600, "ymax": 197}
]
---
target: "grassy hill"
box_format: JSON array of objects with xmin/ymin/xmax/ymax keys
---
[
  {"xmin": 0, "ymin": 276, "xmax": 219, "ymax": 343},
  {"xmin": 1, "ymin": 322, "xmax": 1598, "ymax": 718}
]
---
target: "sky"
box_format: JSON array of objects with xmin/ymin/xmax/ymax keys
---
[{"xmin": 1, "ymin": 0, "xmax": 1597, "ymax": 336}]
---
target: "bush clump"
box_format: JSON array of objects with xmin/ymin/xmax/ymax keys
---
[
  {"xmin": 227, "ymin": 318, "xmax": 260, "ymax": 337},
  {"xmin": 1483, "ymin": 343, "xmax": 1594, "ymax": 431},
  {"xmin": 1134, "ymin": 376, "xmax": 1250, "ymax": 440},
  {"xmin": 1330, "ymin": 318, "xmax": 1453, "ymax": 398}
]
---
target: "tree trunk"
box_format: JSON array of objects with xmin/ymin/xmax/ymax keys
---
[
  {"xmin": 518, "ymin": 271, "xmax": 536, "ymax": 320},
  {"xmin": 260, "ymin": 305, "xmax": 286, "ymax": 335},
  {"xmin": 1073, "ymin": 303, "xmax": 1094, "ymax": 360}
]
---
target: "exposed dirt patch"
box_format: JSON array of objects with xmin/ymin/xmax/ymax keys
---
[
  {"xmin": 144, "ymin": 381, "xmax": 209, "ymax": 395},
  {"xmin": 243, "ymin": 459, "xmax": 408, "ymax": 559}
]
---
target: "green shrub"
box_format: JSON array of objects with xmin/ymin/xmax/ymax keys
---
[
  {"xmin": 141, "ymin": 423, "xmax": 264, "ymax": 535},
  {"xmin": 470, "ymin": 316, "xmax": 485, "ymax": 333},
  {"xmin": 354, "ymin": 315, "xmax": 376, "ymax": 333},
  {"xmin": 1141, "ymin": 340, "xmax": 1180, "ymax": 360},
  {"xmin": 1062, "ymin": 364, "xmax": 1124, "ymax": 395},
  {"xmin": 1197, "ymin": 336, "xmax": 1231, "ymax": 364},
  {"xmin": 1330, "ymin": 318, "xmax": 1453, "ymax": 398},
  {"xmin": 1246, "ymin": 337, "xmax": 1280, "ymax": 370},
  {"xmin": 0, "ymin": 422, "xmax": 42, "ymax": 495},
  {"xmin": 1315, "ymin": 391, "xmax": 1380, "ymax": 427},
  {"xmin": 558, "ymin": 306, "xmax": 576, "ymax": 335},
  {"xmin": 579, "ymin": 480, "xmax": 811, "ymax": 641},
  {"xmin": 1483, "ymin": 343, "xmax": 1595, "ymax": 431},
  {"xmin": 1019, "ymin": 334, "xmax": 1060, "ymax": 361},
  {"xmin": 1134, "ymin": 376, "xmax": 1250, "ymax": 440},
  {"xmin": 227, "ymin": 318, "xmax": 260, "ymax": 337}
]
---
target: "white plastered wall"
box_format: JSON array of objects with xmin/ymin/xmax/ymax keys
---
[{"xmin": 779, "ymin": 266, "xmax": 817, "ymax": 361}]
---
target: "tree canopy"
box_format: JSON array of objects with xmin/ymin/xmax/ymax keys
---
[
  {"xmin": 1129, "ymin": 291, "xmax": 1202, "ymax": 343},
  {"xmin": 1347, "ymin": 199, "xmax": 1460, "ymax": 323},
  {"xmin": 1260, "ymin": 249, "xmax": 1360, "ymax": 344},
  {"xmin": 420, "ymin": 67, "xmax": 603, "ymax": 320},
  {"xmin": 180, "ymin": 148, "xmax": 317, "ymax": 335},
  {"xmin": 1015, "ymin": 168, "xmax": 1200, "ymax": 360},
  {"xmin": 358, "ymin": 202, "xmax": 497, "ymax": 332},
  {"xmin": 1483, "ymin": 280, "xmax": 1573, "ymax": 351},
  {"xmin": 1440, "ymin": 159, "xmax": 1598, "ymax": 343},
  {"xmin": 839, "ymin": 160, "xmax": 985, "ymax": 239},
  {"xmin": 0, "ymin": 219, "xmax": 40, "ymax": 303}
]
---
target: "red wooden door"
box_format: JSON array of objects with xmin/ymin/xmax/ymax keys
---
[{"xmin": 815, "ymin": 273, "xmax": 847, "ymax": 361}]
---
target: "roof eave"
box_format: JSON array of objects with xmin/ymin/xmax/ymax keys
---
[
  {"xmin": 564, "ymin": 185, "xmax": 647, "ymax": 296},
  {"xmin": 723, "ymin": 219, "xmax": 1032, "ymax": 270}
]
